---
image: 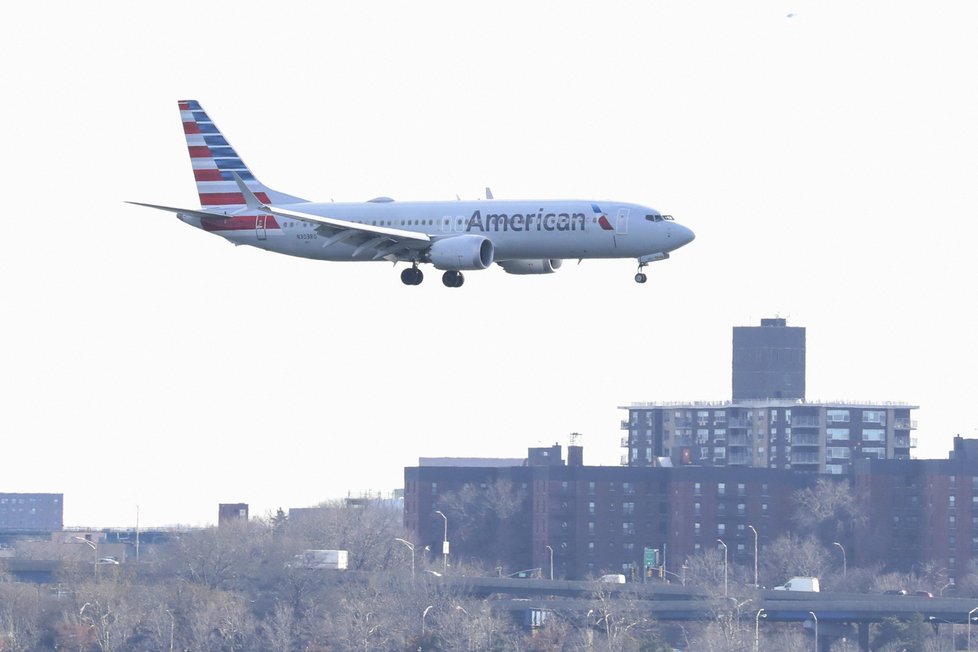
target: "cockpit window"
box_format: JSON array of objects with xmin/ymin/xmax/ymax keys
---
[
  {"xmin": 662, "ymin": 214, "xmax": 674, "ymax": 221},
  {"xmin": 645, "ymin": 214, "xmax": 662, "ymax": 222}
]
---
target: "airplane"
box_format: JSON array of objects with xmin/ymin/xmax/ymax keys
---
[{"xmin": 130, "ymin": 101, "xmax": 694, "ymax": 287}]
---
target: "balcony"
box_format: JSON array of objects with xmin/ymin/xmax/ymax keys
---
[
  {"xmin": 727, "ymin": 418, "xmax": 748, "ymax": 429},
  {"xmin": 792, "ymin": 453, "xmax": 821, "ymax": 465},
  {"xmin": 791, "ymin": 416, "xmax": 821, "ymax": 428},
  {"xmin": 621, "ymin": 437, "xmax": 630, "ymax": 448},
  {"xmin": 728, "ymin": 434, "xmax": 749, "ymax": 447},
  {"xmin": 894, "ymin": 419, "xmax": 918, "ymax": 430},
  {"xmin": 792, "ymin": 433, "xmax": 820, "ymax": 447},
  {"xmin": 621, "ymin": 420, "xmax": 630, "ymax": 430},
  {"xmin": 729, "ymin": 454, "xmax": 751, "ymax": 466}
]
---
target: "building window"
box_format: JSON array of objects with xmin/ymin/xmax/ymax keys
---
[
  {"xmin": 588, "ymin": 521, "xmax": 595, "ymax": 534},
  {"xmin": 694, "ymin": 522, "xmax": 701, "ymax": 536},
  {"xmin": 694, "ymin": 502, "xmax": 702, "ymax": 516},
  {"xmin": 588, "ymin": 482, "xmax": 596, "ymax": 494},
  {"xmin": 623, "ymin": 482, "xmax": 635, "ymax": 495},
  {"xmin": 718, "ymin": 483, "xmax": 726, "ymax": 496},
  {"xmin": 717, "ymin": 524, "xmax": 726, "ymax": 536},
  {"xmin": 623, "ymin": 502, "xmax": 635, "ymax": 515},
  {"xmin": 862, "ymin": 429, "xmax": 885, "ymax": 442},
  {"xmin": 694, "ymin": 483, "xmax": 702, "ymax": 496},
  {"xmin": 863, "ymin": 410, "xmax": 886, "ymax": 424},
  {"xmin": 623, "ymin": 522, "xmax": 635, "ymax": 536},
  {"xmin": 431, "ymin": 483, "xmax": 438, "ymax": 494},
  {"xmin": 827, "ymin": 409, "xmax": 850, "ymax": 424},
  {"xmin": 738, "ymin": 483, "xmax": 746, "ymax": 496},
  {"xmin": 589, "ymin": 502, "xmax": 596, "ymax": 514},
  {"xmin": 737, "ymin": 503, "xmax": 746, "ymax": 516},
  {"xmin": 827, "ymin": 428, "xmax": 850, "ymax": 441}
]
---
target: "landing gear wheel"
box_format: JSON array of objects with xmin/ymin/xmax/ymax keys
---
[
  {"xmin": 442, "ymin": 271, "xmax": 465, "ymax": 288},
  {"xmin": 400, "ymin": 267, "xmax": 423, "ymax": 286},
  {"xmin": 634, "ymin": 272, "xmax": 648, "ymax": 284}
]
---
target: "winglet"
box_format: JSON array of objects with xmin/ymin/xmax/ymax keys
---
[
  {"xmin": 485, "ymin": 187, "xmax": 494, "ymax": 200},
  {"xmin": 231, "ymin": 172, "xmax": 266, "ymax": 210}
]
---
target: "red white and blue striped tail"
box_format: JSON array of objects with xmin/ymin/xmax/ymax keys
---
[{"xmin": 178, "ymin": 100, "xmax": 306, "ymax": 208}]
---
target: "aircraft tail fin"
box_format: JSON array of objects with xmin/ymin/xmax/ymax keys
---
[{"xmin": 178, "ymin": 100, "xmax": 307, "ymax": 208}]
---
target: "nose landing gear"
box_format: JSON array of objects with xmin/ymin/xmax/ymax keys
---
[{"xmin": 634, "ymin": 262, "xmax": 648, "ymax": 284}]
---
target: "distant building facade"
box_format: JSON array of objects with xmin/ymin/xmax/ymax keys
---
[
  {"xmin": 854, "ymin": 436, "xmax": 978, "ymax": 583},
  {"xmin": 620, "ymin": 400, "xmax": 917, "ymax": 473},
  {"xmin": 404, "ymin": 445, "xmax": 821, "ymax": 580},
  {"xmin": 0, "ymin": 493, "xmax": 63, "ymax": 533},
  {"xmin": 732, "ymin": 317, "xmax": 806, "ymax": 401},
  {"xmin": 218, "ymin": 503, "xmax": 248, "ymax": 525}
]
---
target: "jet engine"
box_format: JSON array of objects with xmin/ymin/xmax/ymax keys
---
[
  {"xmin": 496, "ymin": 259, "xmax": 563, "ymax": 275},
  {"xmin": 429, "ymin": 235, "xmax": 494, "ymax": 270}
]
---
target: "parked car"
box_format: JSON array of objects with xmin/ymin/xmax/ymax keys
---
[
  {"xmin": 884, "ymin": 589, "xmax": 908, "ymax": 595},
  {"xmin": 912, "ymin": 590, "xmax": 934, "ymax": 598}
]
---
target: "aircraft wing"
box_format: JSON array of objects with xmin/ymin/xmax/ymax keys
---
[{"xmin": 228, "ymin": 172, "xmax": 431, "ymax": 259}]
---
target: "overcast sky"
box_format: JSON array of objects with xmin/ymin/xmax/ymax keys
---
[{"xmin": 1, "ymin": 1, "xmax": 976, "ymax": 527}]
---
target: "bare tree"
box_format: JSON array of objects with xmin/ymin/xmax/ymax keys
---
[
  {"xmin": 0, "ymin": 582, "xmax": 45, "ymax": 652},
  {"xmin": 760, "ymin": 533, "xmax": 829, "ymax": 587}
]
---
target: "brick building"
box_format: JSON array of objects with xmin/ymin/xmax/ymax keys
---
[
  {"xmin": 404, "ymin": 445, "xmax": 821, "ymax": 580},
  {"xmin": 854, "ymin": 436, "xmax": 978, "ymax": 583}
]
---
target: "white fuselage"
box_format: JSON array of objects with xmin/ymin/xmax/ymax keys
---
[{"xmin": 183, "ymin": 198, "xmax": 693, "ymax": 263}]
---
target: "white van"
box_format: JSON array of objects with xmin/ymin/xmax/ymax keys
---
[{"xmin": 773, "ymin": 576, "xmax": 820, "ymax": 592}]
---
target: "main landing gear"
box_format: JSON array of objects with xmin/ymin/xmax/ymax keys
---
[
  {"xmin": 442, "ymin": 270, "xmax": 465, "ymax": 288},
  {"xmin": 400, "ymin": 266, "xmax": 423, "ymax": 286}
]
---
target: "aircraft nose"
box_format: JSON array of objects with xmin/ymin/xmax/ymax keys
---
[{"xmin": 675, "ymin": 223, "xmax": 695, "ymax": 248}]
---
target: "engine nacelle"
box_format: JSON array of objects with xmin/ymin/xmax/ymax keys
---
[
  {"xmin": 497, "ymin": 259, "xmax": 563, "ymax": 275},
  {"xmin": 430, "ymin": 235, "xmax": 494, "ymax": 270}
]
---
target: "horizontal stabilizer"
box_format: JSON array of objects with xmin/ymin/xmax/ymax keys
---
[{"xmin": 125, "ymin": 201, "xmax": 235, "ymax": 220}]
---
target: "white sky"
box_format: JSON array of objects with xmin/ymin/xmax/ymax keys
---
[{"xmin": 1, "ymin": 1, "xmax": 976, "ymax": 527}]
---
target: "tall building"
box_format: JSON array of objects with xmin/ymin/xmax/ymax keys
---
[
  {"xmin": 621, "ymin": 318, "xmax": 916, "ymax": 472},
  {"xmin": 732, "ymin": 317, "xmax": 806, "ymax": 401},
  {"xmin": 620, "ymin": 400, "xmax": 916, "ymax": 473}
]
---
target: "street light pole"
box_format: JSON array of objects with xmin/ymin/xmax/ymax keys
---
[
  {"xmin": 717, "ymin": 539, "xmax": 728, "ymax": 597},
  {"xmin": 435, "ymin": 510, "xmax": 448, "ymax": 572},
  {"xmin": 394, "ymin": 538, "xmax": 416, "ymax": 579},
  {"xmin": 754, "ymin": 608, "xmax": 766, "ymax": 652},
  {"xmin": 809, "ymin": 612, "xmax": 818, "ymax": 652},
  {"xmin": 72, "ymin": 536, "xmax": 99, "ymax": 580},
  {"xmin": 748, "ymin": 525, "xmax": 759, "ymax": 588},
  {"xmin": 833, "ymin": 541, "xmax": 847, "ymax": 577},
  {"xmin": 968, "ymin": 606, "xmax": 978, "ymax": 650},
  {"xmin": 545, "ymin": 545, "xmax": 554, "ymax": 581},
  {"xmin": 422, "ymin": 605, "xmax": 433, "ymax": 636}
]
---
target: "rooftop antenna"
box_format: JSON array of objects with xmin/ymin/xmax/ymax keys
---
[{"xmin": 569, "ymin": 432, "xmax": 582, "ymax": 447}]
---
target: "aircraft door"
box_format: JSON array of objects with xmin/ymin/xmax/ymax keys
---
[
  {"xmin": 256, "ymin": 214, "xmax": 267, "ymax": 241},
  {"xmin": 616, "ymin": 208, "xmax": 629, "ymax": 235}
]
